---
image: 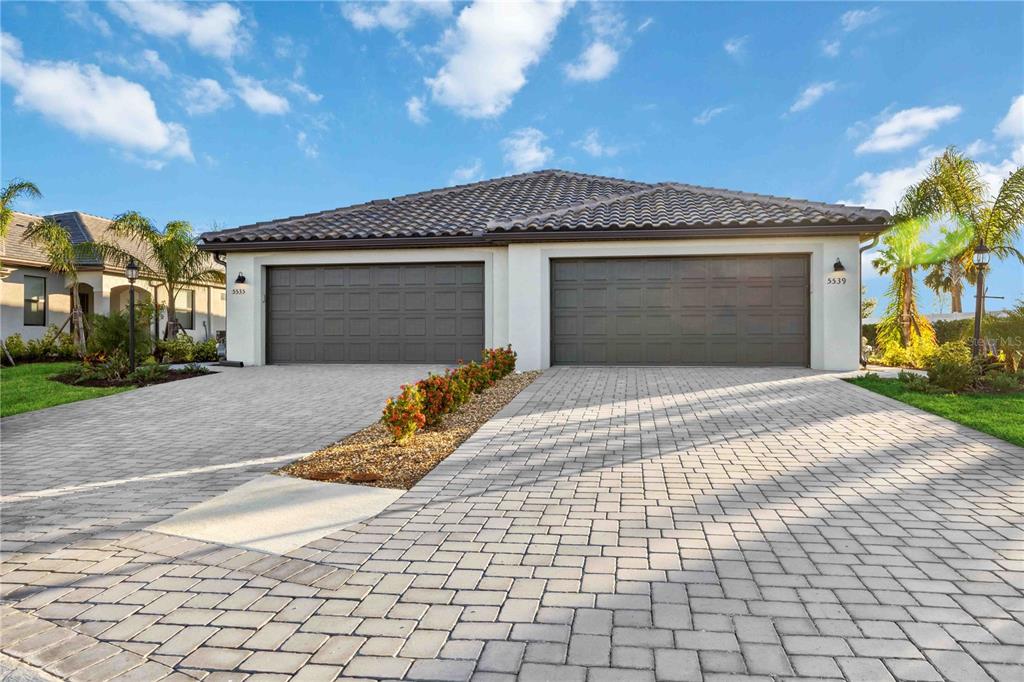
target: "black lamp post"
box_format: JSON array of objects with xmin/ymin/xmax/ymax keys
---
[
  {"xmin": 126, "ymin": 259, "xmax": 139, "ymax": 371},
  {"xmin": 972, "ymin": 242, "xmax": 990, "ymax": 357}
]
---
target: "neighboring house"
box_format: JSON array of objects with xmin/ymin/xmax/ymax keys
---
[
  {"xmin": 200, "ymin": 170, "xmax": 890, "ymax": 370},
  {"xmin": 2, "ymin": 211, "xmax": 226, "ymax": 342}
]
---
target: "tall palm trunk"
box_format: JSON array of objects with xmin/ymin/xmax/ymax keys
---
[
  {"xmin": 899, "ymin": 268, "xmax": 914, "ymax": 346},
  {"xmin": 949, "ymin": 260, "xmax": 963, "ymax": 313},
  {"xmin": 70, "ymin": 281, "xmax": 86, "ymax": 353},
  {"xmin": 165, "ymin": 285, "xmax": 177, "ymax": 339}
]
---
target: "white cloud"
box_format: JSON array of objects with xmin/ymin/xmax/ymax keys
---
[
  {"xmin": 565, "ymin": 4, "xmax": 627, "ymax": 82},
  {"xmin": 564, "ymin": 42, "xmax": 618, "ymax": 82},
  {"xmin": 637, "ymin": 17, "xmax": 654, "ymax": 33},
  {"xmin": 575, "ymin": 128, "xmax": 618, "ymax": 157},
  {"xmin": 64, "ymin": 3, "xmax": 112, "ymax": 36},
  {"xmin": 995, "ymin": 94, "xmax": 1024, "ymax": 140},
  {"xmin": 841, "ymin": 7, "xmax": 881, "ymax": 32},
  {"xmin": 342, "ymin": 1, "xmax": 452, "ymax": 32},
  {"xmin": 821, "ymin": 39, "xmax": 841, "ymax": 58},
  {"xmin": 855, "ymin": 105, "xmax": 962, "ymax": 153},
  {"xmin": 449, "ymin": 158, "xmax": 484, "ymax": 185},
  {"xmin": 693, "ymin": 105, "xmax": 729, "ymax": 125},
  {"xmin": 965, "ymin": 138, "xmax": 995, "ymax": 157},
  {"xmin": 723, "ymin": 35, "xmax": 748, "ymax": 60},
  {"xmin": 183, "ymin": 78, "xmax": 231, "ymax": 116},
  {"xmin": 286, "ymin": 81, "xmax": 322, "ymax": 104},
  {"xmin": 850, "ymin": 154, "xmax": 931, "ymax": 211},
  {"xmin": 789, "ymin": 81, "xmax": 837, "ymax": 113},
  {"xmin": 406, "ymin": 95, "xmax": 428, "ymax": 124},
  {"xmin": 230, "ymin": 72, "xmax": 289, "ymax": 115},
  {"xmin": 0, "ymin": 32, "xmax": 192, "ymax": 162},
  {"xmin": 108, "ymin": 1, "xmax": 248, "ymax": 60},
  {"xmin": 501, "ymin": 127, "xmax": 552, "ymax": 173},
  {"xmin": 296, "ymin": 131, "xmax": 318, "ymax": 159},
  {"xmin": 427, "ymin": 0, "xmax": 572, "ymax": 119},
  {"xmin": 139, "ymin": 49, "xmax": 171, "ymax": 78}
]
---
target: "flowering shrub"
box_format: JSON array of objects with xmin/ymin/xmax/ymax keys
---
[
  {"xmin": 381, "ymin": 383, "xmax": 426, "ymax": 444},
  {"xmin": 417, "ymin": 372, "xmax": 458, "ymax": 427},
  {"xmin": 484, "ymin": 346, "xmax": 517, "ymax": 378},
  {"xmin": 380, "ymin": 347, "xmax": 517, "ymax": 443}
]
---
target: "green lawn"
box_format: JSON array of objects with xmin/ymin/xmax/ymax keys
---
[
  {"xmin": 0, "ymin": 362, "xmax": 132, "ymax": 418},
  {"xmin": 846, "ymin": 375, "xmax": 1024, "ymax": 447}
]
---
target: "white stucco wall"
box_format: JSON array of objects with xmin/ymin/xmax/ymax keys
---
[
  {"xmin": 1, "ymin": 267, "xmax": 72, "ymax": 340},
  {"xmin": 224, "ymin": 235, "xmax": 863, "ymax": 371}
]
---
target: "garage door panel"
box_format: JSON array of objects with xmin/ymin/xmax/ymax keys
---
[
  {"xmin": 266, "ymin": 262, "xmax": 486, "ymax": 365},
  {"xmin": 551, "ymin": 255, "xmax": 808, "ymax": 366}
]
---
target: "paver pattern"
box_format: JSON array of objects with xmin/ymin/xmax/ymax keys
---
[{"xmin": 2, "ymin": 367, "xmax": 1022, "ymax": 682}]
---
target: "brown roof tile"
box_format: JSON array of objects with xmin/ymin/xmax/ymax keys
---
[{"xmin": 199, "ymin": 169, "xmax": 891, "ymax": 247}]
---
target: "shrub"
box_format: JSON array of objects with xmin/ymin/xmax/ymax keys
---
[
  {"xmin": 933, "ymin": 319, "xmax": 972, "ymax": 345},
  {"xmin": 3, "ymin": 333, "xmax": 28, "ymax": 363},
  {"xmin": 193, "ymin": 339, "xmax": 219, "ymax": 362},
  {"xmin": 985, "ymin": 372, "xmax": 1022, "ymax": 394},
  {"xmin": 381, "ymin": 383, "xmax": 426, "ymax": 444},
  {"xmin": 457, "ymin": 361, "xmax": 494, "ymax": 393},
  {"xmin": 925, "ymin": 341, "xmax": 977, "ymax": 392},
  {"xmin": 870, "ymin": 334, "xmax": 936, "ymax": 369},
  {"xmin": 483, "ymin": 346, "xmax": 517, "ymax": 378},
  {"xmin": 127, "ymin": 363, "xmax": 169, "ymax": 385},
  {"xmin": 898, "ymin": 370, "xmax": 932, "ymax": 393},
  {"xmin": 417, "ymin": 373, "xmax": 458, "ymax": 427},
  {"xmin": 156, "ymin": 334, "xmax": 195, "ymax": 363},
  {"xmin": 87, "ymin": 309, "xmax": 153, "ymax": 363}
]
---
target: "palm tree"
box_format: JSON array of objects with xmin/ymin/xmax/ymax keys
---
[
  {"xmin": 99, "ymin": 212, "xmax": 225, "ymax": 338},
  {"xmin": 916, "ymin": 147, "xmax": 1024, "ymax": 311},
  {"xmin": 872, "ymin": 217, "xmax": 937, "ymax": 356},
  {"xmin": 1, "ymin": 179, "xmax": 41, "ymax": 239},
  {"xmin": 21, "ymin": 218, "xmax": 92, "ymax": 353}
]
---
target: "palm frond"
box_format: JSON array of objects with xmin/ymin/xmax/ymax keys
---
[
  {"xmin": 986, "ymin": 166, "xmax": 1024, "ymax": 248},
  {"xmin": 928, "ymin": 146, "xmax": 986, "ymax": 223},
  {"xmin": 0, "ymin": 178, "xmax": 42, "ymax": 239}
]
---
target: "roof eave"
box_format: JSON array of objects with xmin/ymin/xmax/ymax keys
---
[{"xmin": 200, "ymin": 221, "xmax": 891, "ymax": 252}]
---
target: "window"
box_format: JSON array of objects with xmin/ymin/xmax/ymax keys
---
[
  {"xmin": 174, "ymin": 290, "xmax": 195, "ymax": 330},
  {"xmin": 23, "ymin": 276, "xmax": 46, "ymax": 326}
]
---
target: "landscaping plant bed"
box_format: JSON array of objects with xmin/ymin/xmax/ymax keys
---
[
  {"xmin": 280, "ymin": 370, "xmax": 540, "ymax": 490},
  {"xmin": 52, "ymin": 365, "xmax": 212, "ymax": 389}
]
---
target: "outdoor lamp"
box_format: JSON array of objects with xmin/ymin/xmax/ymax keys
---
[
  {"xmin": 126, "ymin": 258, "xmax": 139, "ymax": 283},
  {"xmin": 973, "ymin": 242, "xmax": 990, "ymax": 267},
  {"xmin": 833, "ymin": 258, "xmax": 846, "ymax": 272},
  {"xmin": 235, "ymin": 272, "xmax": 247, "ymax": 284}
]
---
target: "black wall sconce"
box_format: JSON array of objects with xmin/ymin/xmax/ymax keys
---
[
  {"xmin": 833, "ymin": 258, "xmax": 846, "ymax": 272},
  {"xmin": 234, "ymin": 272, "xmax": 247, "ymax": 284}
]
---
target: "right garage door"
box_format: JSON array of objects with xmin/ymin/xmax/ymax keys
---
[{"xmin": 551, "ymin": 255, "xmax": 809, "ymax": 366}]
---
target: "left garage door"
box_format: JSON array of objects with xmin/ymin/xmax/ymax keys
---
[{"xmin": 266, "ymin": 263, "xmax": 485, "ymax": 364}]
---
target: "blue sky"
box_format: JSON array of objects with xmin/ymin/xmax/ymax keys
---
[{"xmin": 2, "ymin": 1, "xmax": 1021, "ymax": 314}]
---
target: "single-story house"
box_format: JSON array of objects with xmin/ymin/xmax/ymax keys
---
[
  {"xmin": 200, "ymin": 170, "xmax": 890, "ymax": 371},
  {"xmin": 2, "ymin": 211, "xmax": 226, "ymax": 342}
]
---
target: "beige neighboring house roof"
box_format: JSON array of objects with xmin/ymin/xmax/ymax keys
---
[{"xmin": 2, "ymin": 211, "xmax": 222, "ymax": 282}]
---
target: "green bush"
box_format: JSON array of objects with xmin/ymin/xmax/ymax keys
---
[
  {"xmin": 933, "ymin": 319, "xmax": 972, "ymax": 345},
  {"xmin": 925, "ymin": 341, "xmax": 977, "ymax": 392},
  {"xmin": 898, "ymin": 370, "xmax": 933, "ymax": 393},
  {"xmin": 193, "ymin": 339, "xmax": 218, "ymax": 362},
  {"xmin": 87, "ymin": 309, "xmax": 153, "ymax": 363},
  {"xmin": 985, "ymin": 372, "xmax": 1022, "ymax": 394},
  {"xmin": 417, "ymin": 373, "xmax": 458, "ymax": 427},
  {"xmin": 156, "ymin": 334, "xmax": 195, "ymax": 363},
  {"xmin": 4, "ymin": 326, "xmax": 78, "ymax": 363},
  {"xmin": 862, "ymin": 323, "xmax": 877, "ymax": 349},
  {"xmin": 869, "ymin": 334, "xmax": 936, "ymax": 369},
  {"xmin": 126, "ymin": 363, "xmax": 169, "ymax": 385},
  {"xmin": 3, "ymin": 333, "xmax": 28, "ymax": 362}
]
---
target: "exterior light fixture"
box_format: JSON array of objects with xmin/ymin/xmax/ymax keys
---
[
  {"xmin": 126, "ymin": 259, "xmax": 139, "ymax": 372},
  {"xmin": 972, "ymin": 241, "xmax": 990, "ymax": 357},
  {"xmin": 972, "ymin": 242, "xmax": 990, "ymax": 267},
  {"xmin": 234, "ymin": 272, "xmax": 247, "ymax": 284},
  {"xmin": 833, "ymin": 258, "xmax": 846, "ymax": 272}
]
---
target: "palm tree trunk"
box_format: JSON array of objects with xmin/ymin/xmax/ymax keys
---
[
  {"xmin": 950, "ymin": 260, "xmax": 963, "ymax": 313},
  {"xmin": 165, "ymin": 285, "xmax": 177, "ymax": 339},
  {"xmin": 899, "ymin": 269, "xmax": 913, "ymax": 346},
  {"xmin": 70, "ymin": 281, "xmax": 86, "ymax": 354}
]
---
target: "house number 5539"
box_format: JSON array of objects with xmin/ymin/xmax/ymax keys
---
[
  {"xmin": 231, "ymin": 288, "xmax": 247, "ymax": 295},
  {"xmin": 825, "ymin": 276, "xmax": 847, "ymax": 285}
]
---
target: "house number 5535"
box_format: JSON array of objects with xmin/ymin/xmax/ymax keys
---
[{"xmin": 825, "ymin": 276, "xmax": 847, "ymax": 285}]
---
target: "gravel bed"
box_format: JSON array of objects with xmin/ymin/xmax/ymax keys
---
[{"xmin": 278, "ymin": 370, "xmax": 541, "ymax": 490}]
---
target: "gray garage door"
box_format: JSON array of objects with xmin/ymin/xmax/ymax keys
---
[
  {"xmin": 267, "ymin": 263, "xmax": 484, "ymax": 364},
  {"xmin": 551, "ymin": 255, "xmax": 809, "ymax": 366}
]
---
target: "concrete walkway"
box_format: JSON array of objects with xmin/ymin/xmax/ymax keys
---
[{"xmin": 2, "ymin": 367, "xmax": 1022, "ymax": 681}]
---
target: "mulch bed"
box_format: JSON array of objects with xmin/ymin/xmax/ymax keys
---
[
  {"xmin": 50, "ymin": 367, "xmax": 212, "ymax": 388},
  {"xmin": 279, "ymin": 370, "xmax": 541, "ymax": 490}
]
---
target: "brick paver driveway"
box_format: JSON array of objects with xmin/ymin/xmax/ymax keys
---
[{"xmin": 2, "ymin": 367, "xmax": 1022, "ymax": 681}]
